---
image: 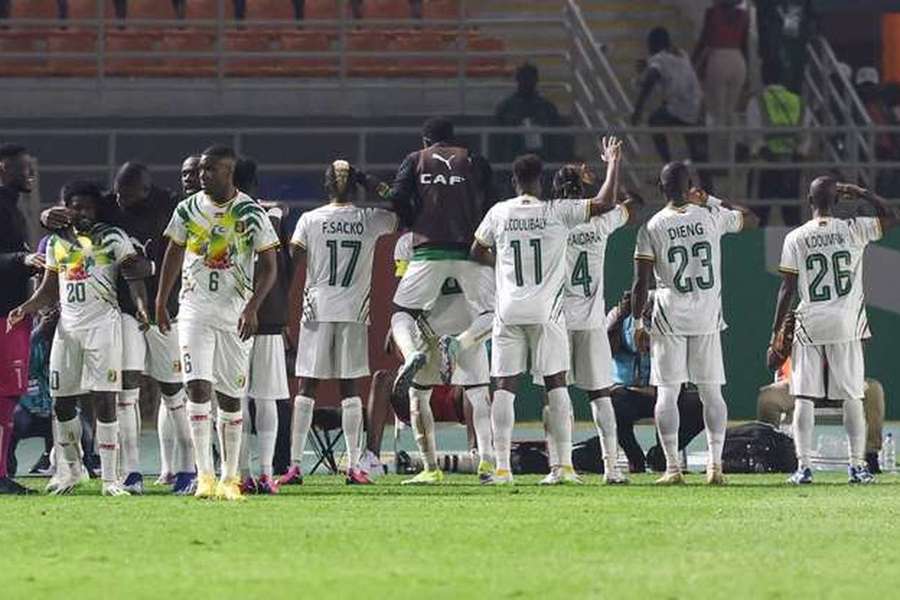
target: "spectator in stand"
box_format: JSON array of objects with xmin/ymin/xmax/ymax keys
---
[
  {"xmin": 494, "ymin": 63, "xmax": 563, "ymax": 161},
  {"xmin": 757, "ymin": 358, "xmax": 886, "ymax": 474},
  {"xmin": 693, "ymin": 0, "xmax": 749, "ymax": 159},
  {"xmin": 857, "ymin": 67, "xmax": 898, "ymax": 162},
  {"xmin": 632, "ymin": 27, "xmax": 710, "ymax": 190},
  {"xmin": 746, "ymin": 60, "xmax": 811, "ymax": 226},
  {"xmin": 756, "ymin": 0, "xmax": 816, "ymax": 93},
  {"xmin": 605, "ymin": 291, "xmax": 705, "ymax": 474}
]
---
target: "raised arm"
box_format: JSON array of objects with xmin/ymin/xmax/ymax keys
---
[
  {"xmin": 837, "ymin": 183, "xmax": 899, "ymax": 232},
  {"xmin": 589, "ymin": 136, "xmax": 623, "ymax": 218},
  {"xmin": 630, "ymin": 258, "xmax": 653, "ymax": 352},
  {"xmin": 154, "ymin": 241, "xmax": 184, "ymax": 334},
  {"xmin": 690, "ymin": 188, "xmax": 761, "ymax": 231}
]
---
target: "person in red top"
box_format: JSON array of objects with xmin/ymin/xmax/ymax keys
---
[{"xmin": 693, "ymin": 0, "xmax": 749, "ymax": 156}]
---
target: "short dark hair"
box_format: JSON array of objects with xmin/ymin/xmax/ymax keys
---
[
  {"xmin": 61, "ymin": 180, "xmax": 104, "ymax": 207},
  {"xmin": 0, "ymin": 144, "xmax": 27, "ymax": 162},
  {"xmin": 201, "ymin": 145, "xmax": 237, "ymax": 161},
  {"xmin": 552, "ymin": 164, "xmax": 585, "ymax": 199},
  {"xmin": 115, "ymin": 161, "xmax": 149, "ymax": 187},
  {"xmin": 422, "ymin": 117, "xmax": 454, "ymax": 144},
  {"xmin": 659, "ymin": 161, "xmax": 689, "ymax": 198},
  {"xmin": 648, "ymin": 27, "xmax": 671, "ymax": 53},
  {"xmin": 513, "ymin": 154, "xmax": 543, "ymax": 186},
  {"xmin": 516, "ymin": 62, "xmax": 538, "ymax": 81},
  {"xmin": 233, "ymin": 157, "xmax": 258, "ymax": 190}
]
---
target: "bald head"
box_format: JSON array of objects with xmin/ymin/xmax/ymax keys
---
[
  {"xmin": 114, "ymin": 161, "xmax": 151, "ymax": 210},
  {"xmin": 809, "ymin": 176, "xmax": 837, "ymax": 212},
  {"xmin": 659, "ymin": 161, "xmax": 690, "ymax": 203}
]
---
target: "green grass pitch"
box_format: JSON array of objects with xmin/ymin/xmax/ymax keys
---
[{"xmin": 3, "ymin": 473, "xmax": 899, "ymax": 599}]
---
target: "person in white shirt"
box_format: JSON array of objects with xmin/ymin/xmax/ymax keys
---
[
  {"xmin": 769, "ymin": 178, "xmax": 897, "ymax": 485},
  {"xmin": 631, "ymin": 161, "xmax": 758, "ymax": 485},
  {"xmin": 8, "ymin": 181, "xmax": 150, "ymax": 497},
  {"xmin": 535, "ymin": 165, "xmax": 641, "ymax": 485},
  {"xmin": 155, "ymin": 145, "xmax": 280, "ymax": 501},
  {"xmin": 470, "ymin": 138, "xmax": 623, "ymax": 485},
  {"xmin": 283, "ymin": 160, "xmax": 399, "ymax": 486}
]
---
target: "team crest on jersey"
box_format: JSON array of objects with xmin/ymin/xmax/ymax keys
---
[
  {"xmin": 173, "ymin": 360, "xmax": 182, "ymax": 374},
  {"xmin": 107, "ymin": 369, "xmax": 118, "ymax": 383},
  {"xmin": 235, "ymin": 221, "xmax": 246, "ymax": 234},
  {"xmin": 236, "ymin": 375, "xmax": 247, "ymax": 388}
]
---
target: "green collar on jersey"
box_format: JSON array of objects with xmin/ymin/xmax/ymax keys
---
[{"xmin": 412, "ymin": 247, "xmax": 470, "ymax": 261}]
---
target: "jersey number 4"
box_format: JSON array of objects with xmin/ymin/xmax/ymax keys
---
[
  {"xmin": 667, "ymin": 242, "xmax": 714, "ymax": 293},
  {"xmin": 327, "ymin": 240, "xmax": 362, "ymax": 287},
  {"xmin": 511, "ymin": 239, "xmax": 542, "ymax": 287},
  {"xmin": 806, "ymin": 251, "xmax": 852, "ymax": 302}
]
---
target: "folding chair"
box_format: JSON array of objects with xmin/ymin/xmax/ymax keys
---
[{"xmin": 308, "ymin": 407, "xmax": 344, "ymax": 474}]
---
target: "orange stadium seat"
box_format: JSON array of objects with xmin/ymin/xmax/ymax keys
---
[
  {"xmin": 305, "ymin": 0, "xmax": 340, "ymax": 19},
  {"xmin": 387, "ymin": 33, "xmax": 455, "ymax": 78},
  {"xmin": 10, "ymin": 0, "xmax": 57, "ymax": 19},
  {"xmin": 46, "ymin": 30, "xmax": 98, "ymax": 76},
  {"xmin": 466, "ymin": 35, "xmax": 508, "ymax": 77},
  {"xmin": 0, "ymin": 30, "xmax": 47, "ymax": 76},
  {"xmin": 423, "ymin": 0, "xmax": 463, "ymax": 19},
  {"xmin": 364, "ymin": 0, "xmax": 408, "ymax": 19},
  {"xmin": 186, "ymin": 0, "xmax": 235, "ymax": 19},
  {"xmin": 346, "ymin": 30, "xmax": 389, "ymax": 76},
  {"xmin": 144, "ymin": 29, "xmax": 217, "ymax": 77},
  {"xmin": 223, "ymin": 30, "xmax": 279, "ymax": 77},
  {"xmin": 104, "ymin": 29, "xmax": 164, "ymax": 77},
  {"xmin": 274, "ymin": 31, "xmax": 336, "ymax": 77},
  {"xmin": 128, "ymin": 0, "xmax": 179, "ymax": 20},
  {"xmin": 248, "ymin": 0, "xmax": 296, "ymax": 20},
  {"xmin": 66, "ymin": 0, "xmax": 115, "ymax": 19}
]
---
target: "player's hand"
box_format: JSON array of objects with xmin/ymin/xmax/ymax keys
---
[
  {"xmin": 238, "ymin": 306, "xmax": 259, "ymax": 341},
  {"xmin": 42, "ymin": 206, "xmax": 74, "ymax": 230},
  {"xmin": 836, "ymin": 183, "xmax": 868, "ymax": 199},
  {"xmin": 281, "ymin": 326, "xmax": 295, "ymax": 352},
  {"xmin": 688, "ymin": 187, "xmax": 708, "ymax": 206},
  {"xmin": 6, "ymin": 305, "xmax": 30, "ymax": 332},
  {"xmin": 156, "ymin": 305, "xmax": 171, "ymax": 334},
  {"xmin": 135, "ymin": 307, "xmax": 151, "ymax": 332},
  {"xmin": 598, "ymin": 136, "xmax": 622, "ymax": 163},
  {"xmin": 634, "ymin": 326, "xmax": 650, "ymax": 353},
  {"xmin": 23, "ymin": 252, "xmax": 46, "ymax": 273},
  {"xmin": 766, "ymin": 346, "xmax": 786, "ymax": 371}
]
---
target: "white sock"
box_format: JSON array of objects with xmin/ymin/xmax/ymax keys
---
[
  {"xmin": 843, "ymin": 397, "xmax": 866, "ymax": 467},
  {"xmin": 590, "ymin": 396, "xmax": 619, "ymax": 473},
  {"xmin": 390, "ymin": 312, "xmax": 422, "ymax": 361},
  {"xmin": 341, "ymin": 397, "xmax": 364, "ymax": 470},
  {"xmin": 117, "ymin": 388, "xmax": 140, "ymax": 474},
  {"xmin": 464, "ymin": 386, "xmax": 494, "ymax": 465},
  {"xmin": 542, "ymin": 404, "xmax": 559, "ymax": 467},
  {"xmin": 290, "ymin": 396, "xmax": 315, "ymax": 467},
  {"xmin": 456, "ymin": 312, "xmax": 494, "ymax": 351},
  {"xmin": 409, "ymin": 388, "xmax": 437, "ymax": 470},
  {"xmin": 697, "ymin": 384, "xmax": 728, "ymax": 469},
  {"xmin": 655, "ymin": 384, "xmax": 682, "ymax": 474},
  {"xmin": 547, "ymin": 387, "xmax": 573, "ymax": 468},
  {"xmin": 157, "ymin": 402, "xmax": 174, "ymax": 476},
  {"xmin": 96, "ymin": 421, "xmax": 119, "ymax": 484},
  {"xmin": 219, "ymin": 409, "xmax": 243, "ymax": 481},
  {"xmin": 187, "ymin": 402, "xmax": 214, "ymax": 476},
  {"xmin": 162, "ymin": 390, "xmax": 194, "ymax": 473},
  {"xmin": 255, "ymin": 401, "xmax": 278, "ymax": 478},
  {"xmin": 492, "ymin": 389, "xmax": 515, "ymax": 472},
  {"xmin": 57, "ymin": 415, "xmax": 83, "ymax": 464},
  {"xmin": 239, "ymin": 398, "xmax": 252, "ymax": 478},
  {"xmin": 793, "ymin": 398, "xmax": 814, "ymax": 469}
]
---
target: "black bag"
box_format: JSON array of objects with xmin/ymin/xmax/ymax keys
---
[
  {"xmin": 572, "ymin": 436, "xmax": 606, "ymax": 474},
  {"xmin": 722, "ymin": 422, "xmax": 798, "ymax": 473},
  {"xmin": 510, "ymin": 441, "xmax": 550, "ymax": 474}
]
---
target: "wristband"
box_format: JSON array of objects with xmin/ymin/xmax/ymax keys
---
[{"xmin": 707, "ymin": 195, "xmax": 723, "ymax": 207}]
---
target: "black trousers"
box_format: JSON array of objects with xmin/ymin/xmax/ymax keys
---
[
  {"xmin": 756, "ymin": 166, "xmax": 801, "ymax": 227},
  {"xmin": 648, "ymin": 106, "xmax": 712, "ymax": 191},
  {"xmin": 612, "ymin": 385, "xmax": 705, "ymax": 473},
  {"xmin": 7, "ymin": 406, "xmax": 53, "ymax": 476}
]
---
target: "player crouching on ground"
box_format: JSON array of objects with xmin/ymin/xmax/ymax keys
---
[
  {"xmin": 471, "ymin": 139, "xmax": 623, "ymax": 485},
  {"xmin": 155, "ymin": 146, "xmax": 280, "ymax": 501},
  {"xmin": 535, "ymin": 163, "xmax": 641, "ymax": 485},
  {"xmin": 631, "ymin": 162, "xmax": 759, "ymax": 486},
  {"xmin": 8, "ymin": 181, "xmax": 151, "ymax": 496},
  {"xmin": 768, "ymin": 178, "xmax": 897, "ymax": 485},
  {"xmin": 281, "ymin": 160, "xmax": 399, "ymax": 486}
]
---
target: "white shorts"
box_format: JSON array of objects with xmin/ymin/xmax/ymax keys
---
[
  {"xmin": 144, "ymin": 322, "xmax": 183, "ymax": 385},
  {"xmin": 531, "ymin": 328, "xmax": 614, "ymax": 390},
  {"xmin": 491, "ymin": 320, "xmax": 570, "ymax": 379},
  {"xmin": 790, "ymin": 341, "xmax": 865, "ymax": 401},
  {"xmin": 50, "ymin": 318, "xmax": 123, "ymax": 397},
  {"xmin": 179, "ymin": 322, "xmax": 252, "ymax": 398},
  {"xmin": 248, "ymin": 334, "xmax": 290, "ymax": 400},
  {"xmin": 394, "ymin": 259, "xmax": 495, "ymax": 316},
  {"xmin": 650, "ymin": 333, "xmax": 725, "ymax": 386},
  {"xmin": 295, "ymin": 321, "xmax": 369, "ymax": 380},
  {"xmin": 121, "ymin": 314, "xmax": 147, "ymax": 373},
  {"xmin": 414, "ymin": 339, "xmax": 490, "ymax": 387}
]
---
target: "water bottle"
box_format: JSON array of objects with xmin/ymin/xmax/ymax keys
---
[{"xmin": 881, "ymin": 433, "xmax": 896, "ymax": 473}]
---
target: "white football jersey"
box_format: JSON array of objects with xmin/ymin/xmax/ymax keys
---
[
  {"xmin": 292, "ymin": 203, "xmax": 397, "ymax": 323},
  {"xmin": 564, "ymin": 203, "xmax": 629, "ymax": 330},
  {"xmin": 164, "ymin": 191, "xmax": 280, "ymax": 331},
  {"xmin": 393, "ymin": 232, "xmax": 472, "ymax": 335},
  {"xmin": 46, "ymin": 224, "xmax": 136, "ymax": 331},
  {"xmin": 475, "ymin": 194, "xmax": 590, "ymax": 325},
  {"xmin": 634, "ymin": 203, "xmax": 743, "ymax": 335},
  {"xmin": 779, "ymin": 216, "xmax": 881, "ymax": 345}
]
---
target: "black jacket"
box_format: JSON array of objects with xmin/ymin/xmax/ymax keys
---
[
  {"xmin": 257, "ymin": 211, "xmax": 291, "ymax": 335},
  {"xmin": 0, "ymin": 186, "xmax": 32, "ymax": 317}
]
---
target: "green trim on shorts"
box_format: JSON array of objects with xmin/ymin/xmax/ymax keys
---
[{"xmin": 411, "ymin": 247, "xmax": 470, "ymax": 261}]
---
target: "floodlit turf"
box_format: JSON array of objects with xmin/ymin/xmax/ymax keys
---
[{"xmin": 3, "ymin": 473, "xmax": 899, "ymax": 599}]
